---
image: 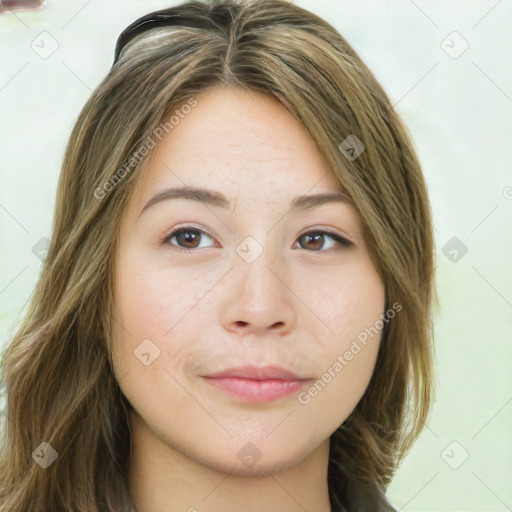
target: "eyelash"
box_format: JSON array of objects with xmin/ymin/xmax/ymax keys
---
[{"xmin": 159, "ymin": 226, "xmax": 352, "ymax": 253}]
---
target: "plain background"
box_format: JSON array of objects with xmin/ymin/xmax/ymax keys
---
[{"xmin": 1, "ymin": 1, "xmax": 511, "ymax": 510}]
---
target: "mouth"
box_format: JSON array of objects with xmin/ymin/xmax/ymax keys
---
[{"xmin": 202, "ymin": 365, "xmax": 312, "ymax": 403}]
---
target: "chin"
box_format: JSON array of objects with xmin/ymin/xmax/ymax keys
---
[{"xmin": 190, "ymin": 438, "xmax": 314, "ymax": 478}]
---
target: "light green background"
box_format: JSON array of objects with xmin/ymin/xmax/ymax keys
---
[{"xmin": 1, "ymin": 1, "xmax": 511, "ymax": 510}]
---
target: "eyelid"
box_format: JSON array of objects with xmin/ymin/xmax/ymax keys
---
[{"xmin": 298, "ymin": 226, "xmax": 353, "ymax": 246}]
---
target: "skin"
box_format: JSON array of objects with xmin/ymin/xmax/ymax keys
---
[{"xmin": 112, "ymin": 85, "xmax": 385, "ymax": 512}]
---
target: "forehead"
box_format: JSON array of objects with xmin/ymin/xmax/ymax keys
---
[{"xmin": 126, "ymin": 86, "xmax": 347, "ymax": 222}]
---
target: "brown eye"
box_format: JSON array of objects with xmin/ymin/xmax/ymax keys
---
[
  {"xmin": 295, "ymin": 230, "xmax": 351, "ymax": 251},
  {"xmin": 162, "ymin": 228, "xmax": 215, "ymax": 251},
  {"xmin": 161, "ymin": 227, "xmax": 351, "ymax": 253}
]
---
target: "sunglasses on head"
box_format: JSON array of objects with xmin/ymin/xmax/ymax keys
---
[{"xmin": 112, "ymin": 6, "xmax": 231, "ymax": 66}]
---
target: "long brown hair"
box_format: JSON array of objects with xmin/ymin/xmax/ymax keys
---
[{"xmin": 0, "ymin": 0, "xmax": 436, "ymax": 510}]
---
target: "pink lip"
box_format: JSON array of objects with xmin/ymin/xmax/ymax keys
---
[{"xmin": 203, "ymin": 365, "xmax": 311, "ymax": 403}]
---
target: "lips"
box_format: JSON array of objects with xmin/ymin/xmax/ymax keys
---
[
  {"xmin": 202, "ymin": 365, "xmax": 311, "ymax": 403},
  {"xmin": 205, "ymin": 365, "xmax": 306, "ymax": 381}
]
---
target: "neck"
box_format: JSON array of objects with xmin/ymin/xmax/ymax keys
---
[{"xmin": 127, "ymin": 412, "xmax": 332, "ymax": 512}]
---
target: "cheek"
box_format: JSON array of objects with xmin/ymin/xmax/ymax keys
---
[
  {"xmin": 115, "ymin": 251, "xmax": 206, "ymax": 337},
  {"xmin": 116, "ymin": 268, "xmax": 173, "ymax": 338},
  {"xmin": 304, "ymin": 259, "xmax": 385, "ymax": 349},
  {"xmin": 113, "ymin": 256, "xmax": 189, "ymax": 373},
  {"xmin": 298, "ymin": 262, "xmax": 385, "ymax": 419},
  {"xmin": 113, "ymin": 249, "xmax": 226, "ymax": 379},
  {"xmin": 112, "ymin": 259, "xmax": 199, "ymax": 417}
]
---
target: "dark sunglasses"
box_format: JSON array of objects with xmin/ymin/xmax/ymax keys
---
[{"xmin": 112, "ymin": 7, "xmax": 229, "ymax": 66}]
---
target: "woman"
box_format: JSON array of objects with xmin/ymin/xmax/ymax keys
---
[{"xmin": 0, "ymin": 0, "xmax": 436, "ymax": 510}]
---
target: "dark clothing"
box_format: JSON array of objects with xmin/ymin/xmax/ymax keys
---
[{"xmin": 328, "ymin": 457, "xmax": 397, "ymax": 512}]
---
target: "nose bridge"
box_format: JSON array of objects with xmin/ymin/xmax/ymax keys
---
[
  {"xmin": 235, "ymin": 232, "xmax": 282, "ymax": 302},
  {"xmin": 219, "ymin": 230, "xmax": 296, "ymax": 335}
]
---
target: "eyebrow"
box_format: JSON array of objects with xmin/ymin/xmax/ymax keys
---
[{"xmin": 138, "ymin": 185, "xmax": 352, "ymax": 218}]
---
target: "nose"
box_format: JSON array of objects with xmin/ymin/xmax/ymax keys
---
[{"xmin": 219, "ymin": 243, "xmax": 297, "ymax": 337}]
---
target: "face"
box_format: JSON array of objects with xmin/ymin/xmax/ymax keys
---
[{"xmin": 112, "ymin": 86, "xmax": 385, "ymax": 477}]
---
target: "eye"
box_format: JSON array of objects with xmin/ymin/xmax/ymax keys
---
[
  {"xmin": 160, "ymin": 227, "xmax": 352, "ymax": 253},
  {"xmin": 161, "ymin": 227, "xmax": 216, "ymax": 252},
  {"xmin": 294, "ymin": 229, "xmax": 352, "ymax": 251}
]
